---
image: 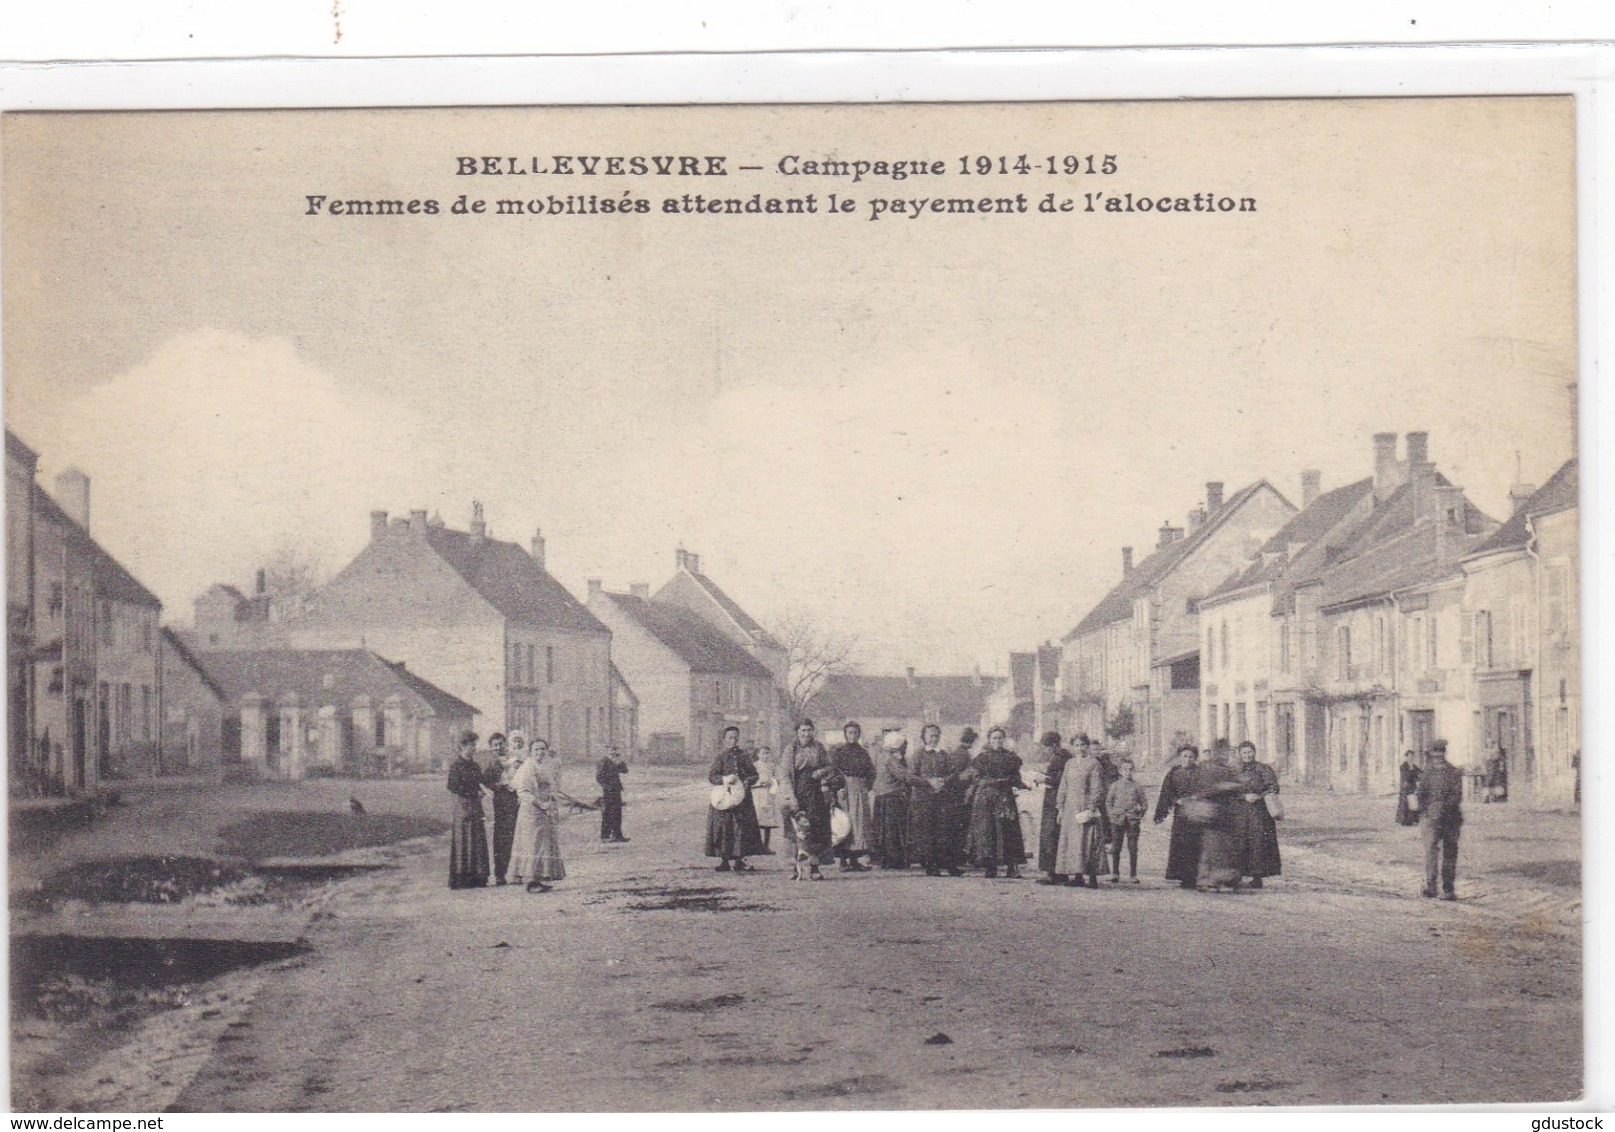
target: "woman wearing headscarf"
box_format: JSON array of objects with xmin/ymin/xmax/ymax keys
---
[
  {"xmin": 1154, "ymin": 744, "xmax": 1203, "ymax": 888},
  {"xmin": 871, "ymin": 731, "xmax": 915, "ymax": 869},
  {"xmin": 1054, "ymin": 738, "xmax": 1107, "ymax": 887},
  {"xmin": 706, "ymin": 726, "xmax": 765, "ymax": 871},
  {"xmin": 447, "ymin": 730, "xmax": 491, "ymax": 890},
  {"xmin": 1032, "ymin": 731, "xmax": 1075, "ymax": 885},
  {"xmin": 509, "ymin": 739, "xmax": 566, "ymax": 893},
  {"xmin": 965, "ymin": 727, "xmax": 1027, "ymax": 878},
  {"xmin": 1186, "ymin": 740, "xmax": 1247, "ymax": 892},
  {"xmin": 830, "ymin": 722, "xmax": 876, "ymax": 871},
  {"xmin": 1232, "ymin": 739, "xmax": 1282, "ymax": 888},
  {"xmin": 1396, "ymin": 750, "xmax": 1423, "ymax": 826},
  {"xmin": 779, "ymin": 719, "xmax": 840, "ymax": 880}
]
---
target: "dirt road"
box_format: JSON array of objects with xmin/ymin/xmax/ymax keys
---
[{"xmin": 163, "ymin": 774, "xmax": 1580, "ymax": 1110}]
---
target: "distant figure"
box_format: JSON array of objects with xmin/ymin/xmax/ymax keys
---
[
  {"xmin": 596, "ymin": 744, "xmax": 629, "ymax": 843},
  {"xmin": 705, "ymin": 725, "xmax": 765, "ymax": 872},
  {"xmin": 752, "ymin": 746, "xmax": 781, "ymax": 851},
  {"xmin": 446, "ymin": 730, "xmax": 490, "ymax": 890},
  {"xmin": 1232, "ymin": 740, "xmax": 1281, "ymax": 888},
  {"xmin": 349, "ymin": 795, "xmax": 366, "ymax": 815},
  {"xmin": 1033, "ymin": 731, "xmax": 1074, "ymax": 886},
  {"xmin": 830, "ymin": 722, "xmax": 876, "ymax": 871},
  {"xmin": 871, "ymin": 731, "xmax": 914, "ymax": 869},
  {"xmin": 1485, "ymin": 745, "xmax": 1509, "ymax": 803},
  {"xmin": 1417, "ymin": 739, "xmax": 1464, "ymax": 901},
  {"xmin": 1155, "ymin": 744, "xmax": 1203, "ymax": 889},
  {"xmin": 1105, "ymin": 758, "xmax": 1148, "ymax": 884},
  {"xmin": 510, "ymin": 739, "xmax": 566, "ymax": 893},
  {"xmin": 1396, "ymin": 750, "xmax": 1422, "ymax": 826}
]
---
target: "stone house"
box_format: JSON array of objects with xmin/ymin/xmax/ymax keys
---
[
  {"xmin": 288, "ymin": 505, "xmax": 616, "ymax": 759},
  {"xmin": 811, "ymin": 669, "xmax": 1001, "ymax": 752},
  {"xmin": 586, "ymin": 583, "xmax": 775, "ymax": 763},
  {"xmin": 159, "ymin": 628, "xmax": 227, "ymax": 777},
  {"xmin": 982, "ymin": 652, "xmax": 1036, "ymax": 744},
  {"xmin": 653, "ymin": 548, "xmax": 790, "ymax": 694}
]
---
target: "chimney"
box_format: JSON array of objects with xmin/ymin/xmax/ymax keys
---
[
  {"xmin": 410, "ymin": 509, "xmax": 429, "ymax": 538},
  {"xmin": 1205, "ymin": 482, "xmax": 1225, "ymax": 511},
  {"xmin": 255, "ymin": 568, "xmax": 267, "ymax": 596},
  {"xmin": 1373, "ymin": 432, "xmax": 1399, "ymax": 501},
  {"xmin": 1434, "ymin": 484, "xmax": 1466, "ymax": 565},
  {"xmin": 1187, "ymin": 506, "xmax": 1207, "ymax": 532},
  {"xmin": 630, "ymin": 582, "xmax": 650, "ymax": 600},
  {"xmin": 972, "ymin": 664, "xmax": 983, "ymax": 687},
  {"xmin": 530, "ymin": 528, "xmax": 546, "ymax": 570},
  {"xmin": 688, "ymin": 552, "xmax": 701, "ymax": 574},
  {"xmin": 370, "ymin": 510, "xmax": 389, "ymax": 540},
  {"xmin": 906, "ymin": 666, "xmax": 917, "ymax": 685},
  {"xmin": 469, "ymin": 500, "xmax": 486, "ymax": 544},
  {"xmin": 675, "ymin": 547, "xmax": 687, "ymax": 571},
  {"xmin": 1121, "ymin": 547, "xmax": 1134, "ymax": 576},
  {"xmin": 53, "ymin": 468, "xmax": 90, "ymax": 530},
  {"xmin": 1509, "ymin": 483, "xmax": 1537, "ymax": 515},
  {"xmin": 1300, "ymin": 469, "xmax": 1321, "ymax": 508},
  {"xmin": 1405, "ymin": 431, "xmax": 1429, "ymax": 467},
  {"xmin": 587, "ymin": 578, "xmax": 603, "ymax": 601},
  {"xmin": 1157, "ymin": 521, "xmax": 1184, "ymax": 549}
]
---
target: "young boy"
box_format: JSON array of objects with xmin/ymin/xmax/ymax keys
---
[{"xmin": 1106, "ymin": 759, "xmax": 1149, "ymax": 884}]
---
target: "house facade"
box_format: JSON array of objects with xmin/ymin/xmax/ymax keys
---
[
  {"xmin": 159, "ymin": 628, "xmax": 227, "ymax": 777},
  {"xmin": 812, "ymin": 669, "xmax": 1001, "ymax": 751},
  {"xmin": 586, "ymin": 582, "xmax": 776, "ymax": 764},
  {"xmin": 288, "ymin": 505, "xmax": 615, "ymax": 758}
]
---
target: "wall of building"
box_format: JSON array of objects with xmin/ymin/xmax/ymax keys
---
[
  {"xmin": 1533, "ymin": 507, "xmax": 1579, "ymax": 806},
  {"xmin": 159, "ymin": 639, "xmax": 223, "ymax": 777},
  {"xmin": 586, "ymin": 598, "xmax": 694, "ymax": 759}
]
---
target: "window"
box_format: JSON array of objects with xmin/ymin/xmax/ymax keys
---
[
  {"xmin": 119, "ymin": 683, "xmax": 132, "ymax": 745},
  {"xmin": 1221, "ymin": 703, "xmax": 1230, "ymax": 742},
  {"xmin": 1206, "ymin": 626, "xmax": 1216, "ymax": 674},
  {"xmin": 526, "ymin": 645, "xmax": 535, "ymax": 686},
  {"xmin": 48, "ymin": 582, "xmax": 63, "ymax": 618},
  {"xmin": 268, "ymin": 712, "xmax": 283, "ymax": 752},
  {"xmin": 546, "ymin": 704, "xmax": 554, "ymax": 741},
  {"xmin": 1337, "ymin": 626, "xmax": 1352, "ymax": 680},
  {"xmin": 99, "ymin": 600, "xmax": 115, "ymax": 646},
  {"xmin": 141, "ymin": 685, "xmax": 152, "ymax": 741},
  {"xmin": 1256, "ymin": 702, "xmax": 1269, "ymax": 753},
  {"xmin": 1474, "ymin": 611, "xmax": 1493, "ymax": 669},
  {"xmin": 1220, "ymin": 622, "xmax": 1230, "ymax": 671},
  {"xmin": 374, "ymin": 712, "xmax": 386, "ymax": 747},
  {"xmin": 1409, "ymin": 615, "xmax": 1425, "ymax": 673},
  {"xmin": 546, "ymin": 646, "xmax": 555, "ymax": 685},
  {"xmin": 1235, "ymin": 703, "xmax": 1248, "ymax": 745},
  {"xmin": 714, "ymin": 680, "xmax": 723, "ymax": 705},
  {"xmin": 1278, "ymin": 623, "xmax": 1291, "ymax": 674},
  {"xmin": 506, "ymin": 642, "xmax": 519, "ymax": 685},
  {"xmin": 1428, "ymin": 613, "xmax": 1439, "ymax": 669}
]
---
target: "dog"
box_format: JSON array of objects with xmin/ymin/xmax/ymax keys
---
[{"xmin": 786, "ymin": 809, "xmax": 819, "ymax": 881}]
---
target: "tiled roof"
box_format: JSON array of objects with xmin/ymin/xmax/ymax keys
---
[
  {"xmin": 812, "ymin": 672, "xmax": 1002, "ymax": 727},
  {"xmin": 425, "ymin": 526, "xmax": 605, "ymax": 634},
  {"xmin": 1318, "ymin": 525, "xmax": 1487, "ymax": 612},
  {"xmin": 1205, "ymin": 478, "xmax": 1374, "ymax": 602},
  {"xmin": 687, "ymin": 569, "xmax": 783, "ymax": 649},
  {"xmin": 605, "ymin": 592, "xmax": 774, "ymax": 680},
  {"xmin": 6, "ymin": 428, "xmax": 38, "ymax": 465},
  {"xmin": 33, "ymin": 484, "xmax": 161, "ymax": 609},
  {"xmin": 193, "ymin": 648, "xmax": 479, "ymax": 716},
  {"xmin": 1065, "ymin": 480, "xmax": 1282, "ymax": 639},
  {"xmin": 1467, "ymin": 458, "xmax": 1578, "ymax": 557},
  {"xmin": 160, "ymin": 627, "xmax": 227, "ymax": 701}
]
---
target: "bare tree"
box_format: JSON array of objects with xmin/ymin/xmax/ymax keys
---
[
  {"xmin": 772, "ymin": 608, "xmax": 860, "ymax": 721},
  {"xmin": 259, "ymin": 541, "xmax": 328, "ymax": 622}
]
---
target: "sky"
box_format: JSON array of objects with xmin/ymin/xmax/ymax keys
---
[{"xmin": 1, "ymin": 99, "xmax": 1578, "ymax": 673}]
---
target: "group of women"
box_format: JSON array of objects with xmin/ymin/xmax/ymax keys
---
[
  {"xmin": 703, "ymin": 721, "xmax": 1285, "ymax": 892},
  {"xmin": 447, "ymin": 728, "xmax": 567, "ymax": 893}
]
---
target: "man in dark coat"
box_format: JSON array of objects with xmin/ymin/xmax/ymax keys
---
[
  {"xmin": 1035, "ymin": 731, "xmax": 1074, "ymax": 885},
  {"xmin": 596, "ymin": 744, "xmax": 629, "ymax": 843},
  {"xmin": 1154, "ymin": 744, "xmax": 1202, "ymax": 888},
  {"xmin": 1417, "ymin": 739, "xmax": 1464, "ymax": 900}
]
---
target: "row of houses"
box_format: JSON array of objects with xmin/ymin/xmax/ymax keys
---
[
  {"xmin": 982, "ymin": 421, "xmax": 1580, "ymax": 807},
  {"xmin": 8, "ymin": 427, "xmax": 798, "ymax": 790}
]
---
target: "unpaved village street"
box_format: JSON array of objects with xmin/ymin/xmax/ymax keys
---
[{"xmin": 13, "ymin": 770, "xmax": 1582, "ymax": 1111}]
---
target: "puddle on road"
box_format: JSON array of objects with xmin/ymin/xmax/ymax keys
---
[
  {"xmin": 608, "ymin": 883, "xmax": 777, "ymax": 914},
  {"xmin": 651, "ymin": 992, "xmax": 746, "ymax": 1014}
]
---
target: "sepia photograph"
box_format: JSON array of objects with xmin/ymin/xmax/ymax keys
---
[{"xmin": 2, "ymin": 94, "xmax": 1584, "ymax": 1111}]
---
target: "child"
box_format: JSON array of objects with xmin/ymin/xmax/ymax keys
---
[{"xmin": 1105, "ymin": 759, "xmax": 1149, "ymax": 884}]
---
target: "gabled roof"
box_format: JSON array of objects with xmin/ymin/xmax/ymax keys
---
[
  {"xmin": 1065, "ymin": 480, "xmax": 1284, "ymax": 639},
  {"xmin": 684, "ymin": 568, "xmax": 783, "ymax": 649},
  {"xmin": 812, "ymin": 672, "xmax": 1002, "ymax": 727},
  {"xmin": 6, "ymin": 428, "xmax": 39, "ymax": 466},
  {"xmin": 33, "ymin": 484, "xmax": 161, "ymax": 609},
  {"xmin": 1466, "ymin": 458, "xmax": 1578, "ymax": 558},
  {"xmin": 1318, "ymin": 524, "xmax": 1488, "ymax": 612},
  {"xmin": 193, "ymin": 648, "xmax": 478, "ymax": 716},
  {"xmin": 1205, "ymin": 478, "xmax": 1374, "ymax": 603},
  {"xmin": 605, "ymin": 592, "xmax": 774, "ymax": 680},
  {"xmin": 424, "ymin": 526, "xmax": 606, "ymax": 634},
  {"xmin": 160, "ymin": 627, "xmax": 227, "ymax": 701}
]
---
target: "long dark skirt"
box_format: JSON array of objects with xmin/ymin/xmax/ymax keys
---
[
  {"xmin": 490, "ymin": 791, "xmax": 520, "ymax": 880},
  {"xmin": 789, "ymin": 774, "xmax": 836, "ymax": 862},
  {"xmin": 873, "ymin": 793, "xmax": 909, "ymax": 868},
  {"xmin": 1037, "ymin": 788, "xmax": 1062, "ymax": 874},
  {"xmin": 450, "ymin": 807, "xmax": 491, "ymax": 889},
  {"xmin": 706, "ymin": 794, "xmax": 765, "ymax": 859},
  {"xmin": 941, "ymin": 791, "xmax": 972, "ymax": 869},
  {"xmin": 967, "ymin": 787, "xmax": 1026, "ymax": 868},
  {"xmin": 1232, "ymin": 798, "xmax": 1282, "ymax": 878},
  {"xmin": 1164, "ymin": 814, "xmax": 1203, "ymax": 883},
  {"xmin": 1395, "ymin": 792, "xmax": 1419, "ymax": 826},
  {"xmin": 907, "ymin": 786, "xmax": 946, "ymax": 868},
  {"xmin": 1196, "ymin": 804, "xmax": 1241, "ymax": 888}
]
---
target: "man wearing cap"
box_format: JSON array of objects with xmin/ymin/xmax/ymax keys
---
[
  {"xmin": 1416, "ymin": 739, "xmax": 1464, "ymax": 900},
  {"xmin": 596, "ymin": 744, "xmax": 630, "ymax": 843},
  {"xmin": 446, "ymin": 730, "xmax": 491, "ymax": 890},
  {"xmin": 1032, "ymin": 731, "xmax": 1074, "ymax": 886}
]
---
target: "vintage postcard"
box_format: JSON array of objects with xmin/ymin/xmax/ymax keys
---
[{"xmin": 3, "ymin": 96, "xmax": 1582, "ymax": 1111}]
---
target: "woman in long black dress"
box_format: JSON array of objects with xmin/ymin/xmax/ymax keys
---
[
  {"xmin": 1396, "ymin": 750, "xmax": 1423, "ymax": 826},
  {"xmin": 1034, "ymin": 731, "xmax": 1075, "ymax": 885},
  {"xmin": 966, "ymin": 727, "xmax": 1026, "ymax": 878},
  {"xmin": 706, "ymin": 725, "xmax": 765, "ymax": 872},
  {"xmin": 1154, "ymin": 744, "xmax": 1202, "ymax": 889},
  {"xmin": 1188, "ymin": 741, "xmax": 1247, "ymax": 892},
  {"xmin": 1232, "ymin": 739, "xmax": 1282, "ymax": 888},
  {"xmin": 780, "ymin": 719, "xmax": 841, "ymax": 880},
  {"xmin": 447, "ymin": 730, "xmax": 491, "ymax": 890}
]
